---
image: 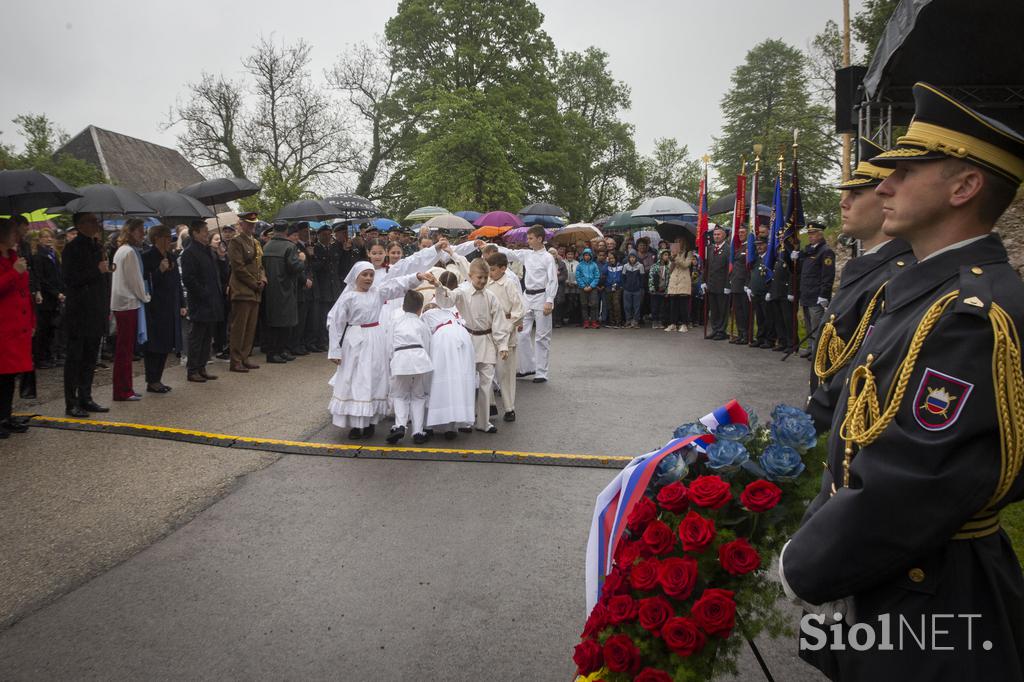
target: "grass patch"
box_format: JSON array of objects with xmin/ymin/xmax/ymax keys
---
[{"xmin": 1002, "ymin": 502, "xmax": 1024, "ymax": 566}]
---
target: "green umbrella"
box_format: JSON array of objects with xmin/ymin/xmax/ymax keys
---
[
  {"xmin": 404, "ymin": 205, "xmax": 449, "ymax": 222},
  {"xmin": 603, "ymin": 210, "xmax": 657, "ymax": 232}
]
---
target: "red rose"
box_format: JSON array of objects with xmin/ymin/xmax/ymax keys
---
[
  {"xmin": 630, "ymin": 557, "xmax": 661, "ymax": 591},
  {"xmin": 661, "ymin": 616, "xmax": 707, "ymax": 657},
  {"xmin": 573, "ymin": 639, "xmax": 604, "ymax": 675},
  {"xmin": 691, "ymin": 588, "xmax": 737, "ymax": 637},
  {"xmin": 635, "ymin": 668, "xmax": 674, "ymax": 682},
  {"xmin": 614, "ymin": 539, "xmax": 642, "ymax": 568},
  {"xmin": 679, "ymin": 511, "xmax": 716, "ymax": 553},
  {"xmin": 718, "ymin": 538, "xmax": 761, "ymax": 576},
  {"xmin": 581, "ymin": 603, "xmax": 609, "ymax": 639},
  {"xmin": 657, "ymin": 556, "xmax": 698, "ymax": 599},
  {"xmin": 638, "ymin": 596, "xmax": 674, "ymax": 635},
  {"xmin": 603, "ymin": 633, "xmax": 640, "ymax": 673},
  {"xmin": 627, "ymin": 496, "xmax": 658, "ymax": 532},
  {"xmin": 642, "ymin": 519, "xmax": 676, "ymax": 556},
  {"xmin": 740, "ymin": 479, "xmax": 783, "ymax": 512},
  {"xmin": 656, "ymin": 481, "xmax": 689, "ymax": 513},
  {"xmin": 601, "ymin": 566, "xmax": 627, "ymax": 602},
  {"xmin": 689, "ymin": 475, "xmax": 732, "ymax": 510},
  {"xmin": 607, "ymin": 594, "xmax": 639, "ymax": 624}
]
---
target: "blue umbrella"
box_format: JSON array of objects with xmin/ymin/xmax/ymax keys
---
[
  {"xmin": 372, "ymin": 217, "xmax": 401, "ymax": 231},
  {"xmin": 520, "ymin": 214, "xmax": 565, "ymax": 228},
  {"xmin": 454, "ymin": 210, "xmax": 482, "ymax": 222}
]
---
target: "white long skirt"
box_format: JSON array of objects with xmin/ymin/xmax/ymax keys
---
[
  {"xmin": 328, "ymin": 325, "xmax": 390, "ymax": 428},
  {"xmin": 425, "ymin": 326, "xmax": 477, "ymax": 427}
]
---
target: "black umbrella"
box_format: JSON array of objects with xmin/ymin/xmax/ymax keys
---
[
  {"xmin": 519, "ymin": 202, "xmax": 566, "ymax": 217},
  {"xmin": 140, "ymin": 191, "xmax": 215, "ymax": 223},
  {"xmin": 274, "ymin": 199, "xmax": 345, "ymax": 222},
  {"xmin": 56, "ymin": 184, "xmax": 155, "ymax": 216},
  {"xmin": 656, "ymin": 220, "xmax": 697, "ymax": 246},
  {"xmin": 0, "ymin": 169, "xmax": 82, "ymax": 214},
  {"xmin": 179, "ymin": 177, "xmax": 261, "ymax": 205},
  {"xmin": 324, "ymin": 193, "xmax": 379, "ymax": 216},
  {"xmin": 708, "ymin": 191, "xmax": 774, "ymax": 217}
]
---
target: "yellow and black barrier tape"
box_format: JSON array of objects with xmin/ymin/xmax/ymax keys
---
[{"xmin": 15, "ymin": 414, "xmax": 634, "ymax": 470}]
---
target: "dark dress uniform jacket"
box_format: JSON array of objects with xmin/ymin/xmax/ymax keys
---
[
  {"xmin": 311, "ymin": 242, "xmax": 338, "ymax": 304},
  {"xmin": 806, "ymin": 239, "xmax": 914, "ymax": 431},
  {"xmin": 31, "ymin": 246, "xmax": 63, "ymax": 311},
  {"xmin": 748, "ymin": 254, "xmax": 769, "ymax": 296},
  {"xmin": 787, "ymin": 234, "xmax": 1024, "ymax": 681},
  {"xmin": 768, "ymin": 246, "xmax": 793, "ymax": 300},
  {"xmin": 798, "ymin": 240, "xmax": 837, "ymax": 306},
  {"xmin": 728, "ymin": 247, "xmax": 750, "ymax": 291},
  {"xmin": 62, "ymin": 234, "xmax": 109, "ymax": 338},
  {"xmin": 706, "ymin": 242, "xmax": 730, "ymax": 293},
  {"xmin": 261, "ymin": 235, "xmax": 304, "ymax": 328},
  {"xmin": 179, "ymin": 242, "xmax": 224, "ymax": 323},
  {"xmin": 141, "ymin": 248, "xmax": 184, "ymax": 354}
]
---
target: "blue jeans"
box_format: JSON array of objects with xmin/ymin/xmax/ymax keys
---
[{"xmin": 624, "ymin": 290, "xmax": 643, "ymax": 322}]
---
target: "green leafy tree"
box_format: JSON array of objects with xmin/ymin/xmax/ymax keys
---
[
  {"xmin": 0, "ymin": 114, "xmax": 104, "ymax": 187},
  {"xmin": 638, "ymin": 137, "xmax": 702, "ymax": 204},
  {"xmin": 712, "ymin": 40, "xmax": 839, "ymax": 225},
  {"xmin": 853, "ymin": 0, "xmax": 900, "ymax": 66}
]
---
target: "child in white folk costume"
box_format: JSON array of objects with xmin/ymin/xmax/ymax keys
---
[
  {"xmin": 434, "ymin": 259, "xmax": 510, "ymax": 434},
  {"xmin": 484, "ymin": 252, "xmax": 525, "ymax": 423},
  {"xmin": 327, "ymin": 262, "xmax": 436, "ymax": 440},
  {"xmin": 421, "ymin": 272, "xmax": 477, "ymax": 440},
  {"xmin": 386, "ymin": 290, "xmax": 433, "ymax": 445}
]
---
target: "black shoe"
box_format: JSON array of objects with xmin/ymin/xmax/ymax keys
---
[
  {"xmin": 515, "ymin": 371, "xmax": 535, "ymax": 378},
  {"xmin": 290, "ymin": 348, "xmax": 309, "ymax": 357},
  {"xmin": 413, "ymin": 432, "xmax": 428, "ymax": 445},
  {"xmin": 266, "ymin": 354, "xmax": 287, "ymax": 364},
  {"xmin": 81, "ymin": 400, "xmax": 109, "ymax": 413},
  {"xmin": 736, "ymin": 338, "xmax": 748, "ymax": 345},
  {"xmin": 458, "ymin": 426, "xmax": 473, "ymax": 434},
  {"xmin": 532, "ymin": 377, "xmax": 547, "ymax": 384},
  {"xmin": 281, "ymin": 352, "xmax": 296, "ymax": 361},
  {"xmin": 66, "ymin": 406, "xmax": 89, "ymax": 418},
  {"xmin": 2, "ymin": 419, "xmax": 28, "ymax": 433},
  {"xmin": 200, "ymin": 370, "xmax": 218, "ymax": 380},
  {"xmin": 476, "ymin": 425, "xmax": 498, "ymax": 434},
  {"xmin": 489, "ymin": 405, "xmax": 498, "ymax": 416},
  {"xmin": 444, "ymin": 430, "xmax": 457, "ymax": 440},
  {"xmin": 386, "ymin": 426, "xmax": 406, "ymax": 444},
  {"xmin": 713, "ymin": 333, "xmax": 729, "ymax": 340},
  {"xmin": 36, "ymin": 361, "xmax": 54, "ymax": 369},
  {"xmin": 348, "ymin": 427, "xmax": 363, "ymax": 440},
  {"xmin": 364, "ymin": 424, "xmax": 375, "ymax": 438},
  {"xmin": 759, "ymin": 341, "xmax": 774, "ymax": 349},
  {"xmin": 772, "ymin": 345, "xmax": 787, "ymax": 352},
  {"xmin": 187, "ymin": 372, "xmax": 207, "ymax": 382},
  {"xmin": 215, "ymin": 351, "xmax": 230, "ymax": 360},
  {"xmin": 503, "ymin": 410, "xmax": 516, "ymax": 422}
]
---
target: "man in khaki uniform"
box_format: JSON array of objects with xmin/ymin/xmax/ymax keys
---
[{"xmin": 227, "ymin": 212, "xmax": 266, "ymax": 372}]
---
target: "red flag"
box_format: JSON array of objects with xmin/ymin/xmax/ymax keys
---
[
  {"xmin": 728, "ymin": 172, "xmax": 747, "ymax": 272},
  {"xmin": 696, "ymin": 173, "xmax": 709, "ymax": 262}
]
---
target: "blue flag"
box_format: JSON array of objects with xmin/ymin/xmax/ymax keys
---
[{"xmin": 765, "ymin": 175, "xmax": 783, "ymax": 281}]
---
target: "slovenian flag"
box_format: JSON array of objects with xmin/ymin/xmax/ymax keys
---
[{"xmin": 699, "ymin": 399, "xmax": 749, "ymax": 431}]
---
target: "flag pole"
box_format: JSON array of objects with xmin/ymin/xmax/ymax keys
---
[
  {"xmin": 747, "ymin": 144, "xmax": 762, "ymax": 344},
  {"xmin": 790, "ymin": 129, "xmax": 801, "ymax": 354},
  {"xmin": 729, "ymin": 156, "xmax": 747, "ymax": 341},
  {"xmin": 699, "ymin": 155, "xmax": 711, "ymax": 339}
]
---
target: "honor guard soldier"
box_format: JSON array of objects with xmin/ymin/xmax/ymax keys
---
[
  {"xmin": 782, "ymin": 82, "xmax": 1024, "ymax": 681},
  {"xmin": 766, "ymin": 231, "xmax": 797, "ymax": 352},
  {"xmin": 793, "ymin": 222, "xmax": 835, "ymax": 358},
  {"xmin": 805, "ymin": 138, "xmax": 915, "ymax": 431}
]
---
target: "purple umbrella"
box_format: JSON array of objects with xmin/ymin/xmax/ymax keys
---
[
  {"xmin": 503, "ymin": 226, "xmax": 553, "ymax": 244},
  {"xmin": 473, "ymin": 210, "xmax": 524, "ymax": 228}
]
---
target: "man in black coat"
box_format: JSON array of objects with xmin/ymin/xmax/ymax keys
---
[
  {"xmin": 746, "ymin": 238, "xmax": 774, "ymax": 348},
  {"xmin": 311, "ymin": 225, "xmax": 340, "ymax": 351},
  {"xmin": 179, "ymin": 219, "xmax": 224, "ymax": 382},
  {"xmin": 261, "ymin": 222, "xmax": 305, "ymax": 363},
  {"xmin": 702, "ymin": 226, "xmax": 730, "ymax": 340},
  {"xmin": 335, "ymin": 225, "xmax": 358, "ymax": 290},
  {"xmin": 288, "ymin": 223, "xmax": 315, "ymax": 356},
  {"xmin": 61, "ymin": 213, "xmax": 110, "ymax": 417},
  {"xmin": 727, "ymin": 226, "xmax": 751, "ymax": 344},
  {"xmin": 767, "ymin": 235, "xmax": 797, "ymax": 352},
  {"xmin": 794, "ymin": 222, "xmax": 836, "ymax": 358}
]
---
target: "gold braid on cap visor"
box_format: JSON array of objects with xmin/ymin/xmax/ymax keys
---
[{"xmin": 891, "ymin": 121, "xmax": 1024, "ymax": 182}]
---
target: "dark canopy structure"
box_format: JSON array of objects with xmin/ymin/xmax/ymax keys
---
[{"xmin": 856, "ymin": 0, "xmax": 1024, "ymax": 151}]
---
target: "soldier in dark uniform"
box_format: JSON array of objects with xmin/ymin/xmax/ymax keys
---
[
  {"xmin": 310, "ymin": 225, "xmax": 339, "ymax": 352},
  {"xmin": 287, "ymin": 222, "xmax": 315, "ymax": 356},
  {"xmin": 747, "ymin": 238, "xmax": 774, "ymax": 348},
  {"xmin": 806, "ymin": 137, "xmax": 914, "ymax": 431},
  {"xmin": 794, "ymin": 222, "xmax": 836, "ymax": 358},
  {"xmin": 782, "ymin": 82, "xmax": 1024, "ymax": 681},
  {"xmin": 727, "ymin": 226, "xmax": 751, "ymax": 345},
  {"xmin": 766, "ymin": 233, "xmax": 796, "ymax": 352},
  {"xmin": 703, "ymin": 226, "xmax": 730, "ymax": 340}
]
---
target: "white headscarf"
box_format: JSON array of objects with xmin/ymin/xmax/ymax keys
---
[{"xmin": 345, "ymin": 261, "xmax": 374, "ymax": 287}]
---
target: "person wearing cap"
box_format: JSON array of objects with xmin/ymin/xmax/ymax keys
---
[
  {"xmin": 746, "ymin": 237, "xmax": 774, "ymax": 349},
  {"xmin": 226, "ymin": 210, "xmax": 266, "ymax": 372},
  {"xmin": 792, "ymin": 222, "xmax": 835, "ymax": 358},
  {"xmin": 286, "ymin": 222, "xmax": 316, "ymax": 356},
  {"xmin": 804, "ymin": 137, "xmax": 914, "ymax": 431},
  {"xmin": 261, "ymin": 221, "xmax": 305, "ymax": 363},
  {"xmin": 311, "ymin": 225, "xmax": 340, "ymax": 352},
  {"xmin": 179, "ymin": 219, "xmax": 225, "ymax": 383},
  {"xmin": 782, "ymin": 83, "xmax": 1024, "ymax": 680},
  {"xmin": 766, "ymin": 227, "xmax": 797, "ymax": 352}
]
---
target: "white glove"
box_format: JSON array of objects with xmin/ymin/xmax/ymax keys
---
[
  {"xmin": 791, "ymin": 251, "xmax": 799, "ymax": 262},
  {"xmin": 787, "ymin": 294, "xmax": 795, "ymax": 302},
  {"xmin": 744, "ymin": 287, "xmax": 752, "ymax": 301},
  {"xmin": 765, "ymin": 293, "xmax": 772, "ymax": 302},
  {"xmin": 700, "ymin": 283, "xmax": 707, "ymax": 294},
  {"xmin": 724, "ymin": 287, "xmax": 731, "ymax": 295},
  {"xmin": 816, "ymin": 297, "xmax": 829, "ymax": 307}
]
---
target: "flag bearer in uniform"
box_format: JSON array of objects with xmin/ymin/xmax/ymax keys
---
[
  {"xmin": 792, "ymin": 222, "xmax": 836, "ymax": 359},
  {"xmin": 485, "ymin": 252, "xmax": 526, "ymax": 423},
  {"xmin": 782, "ymin": 82, "xmax": 1024, "ymax": 681}
]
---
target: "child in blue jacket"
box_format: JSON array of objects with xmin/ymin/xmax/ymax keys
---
[{"xmin": 575, "ymin": 248, "xmax": 600, "ymax": 329}]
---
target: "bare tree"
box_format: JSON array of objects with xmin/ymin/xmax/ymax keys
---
[{"xmin": 166, "ymin": 73, "xmax": 247, "ymax": 178}]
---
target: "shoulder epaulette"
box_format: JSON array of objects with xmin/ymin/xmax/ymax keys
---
[{"xmin": 953, "ymin": 265, "xmax": 994, "ymax": 319}]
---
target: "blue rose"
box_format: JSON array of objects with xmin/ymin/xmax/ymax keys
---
[
  {"xmin": 706, "ymin": 439, "xmax": 750, "ymax": 473},
  {"xmin": 653, "ymin": 451, "xmax": 689, "ymax": 487},
  {"xmin": 673, "ymin": 422, "xmax": 709, "ymax": 440},
  {"xmin": 715, "ymin": 423, "xmax": 751, "ymax": 442},
  {"xmin": 770, "ymin": 414, "xmax": 818, "ymax": 453},
  {"xmin": 759, "ymin": 444, "xmax": 806, "ymax": 481},
  {"xmin": 771, "ymin": 404, "xmax": 807, "ymax": 422}
]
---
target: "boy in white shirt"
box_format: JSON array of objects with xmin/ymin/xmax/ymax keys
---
[
  {"xmin": 485, "ymin": 252, "xmax": 526, "ymax": 422},
  {"xmin": 386, "ymin": 290, "xmax": 433, "ymax": 445}
]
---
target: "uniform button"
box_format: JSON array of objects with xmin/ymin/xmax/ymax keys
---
[
  {"xmin": 896, "ymin": 260, "xmax": 905, "ymax": 267},
  {"xmin": 971, "ymin": 266, "xmax": 983, "ymax": 276},
  {"xmin": 908, "ymin": 568, "xmax": 925, "ymax": 583}
]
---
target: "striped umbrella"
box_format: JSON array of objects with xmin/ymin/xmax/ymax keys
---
[{"xmin": 404, "ymin": 205, "xmax": 449, "ymax": 222}]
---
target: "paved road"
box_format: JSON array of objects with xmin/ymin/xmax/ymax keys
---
[{"xmin": 1, "ymin": 326, "xmax": 824, "ymax": 680}]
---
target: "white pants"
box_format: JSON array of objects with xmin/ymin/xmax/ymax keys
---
[
  {"xmin": 495, "ymin": 345, "xmax": 517, "ymax": 413},
  {"xmin": 475, "ymin": 362, "xmax": 496, "ymax": 430},
  {"xmin": 392, "ymin": 374, "xmax": 428, "ymax": 436},
  {"xmin": 517, "ymin": 305, "xmax": 552, "ymax": 379}
]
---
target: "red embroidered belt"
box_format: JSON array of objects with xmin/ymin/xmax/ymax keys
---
[{"xmin": 433, "ymin": 320, "xmax": 452, "ymax": 333}]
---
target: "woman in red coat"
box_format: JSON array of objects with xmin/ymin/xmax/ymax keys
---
[{"xmin": 0, "ymin": 217, "xmax": 35, "ymax": 437}]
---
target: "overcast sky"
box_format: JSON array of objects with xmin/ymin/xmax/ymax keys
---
[{"xmin": 2, "ymin": 0, "xmax": 864, "ymax": 171}]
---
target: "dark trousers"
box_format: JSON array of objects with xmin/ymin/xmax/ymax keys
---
[
  {"xmin": 64, "ymin": 334, "xmax": 101, "ymax": 408},
  {"xmin": 187, "ymin": 320, "xmax": 215, "ymax": 372},
  {"xmin": 579, "ymin": 289, "xmax": 599, "ymax": 322},
  {"xmin": 112, "ymin": 310, "xmax": 138, "ymax": 400},
  {"xmin": 668, "ymin": 295, "xmax": 690, "ymax": 327},
  {"xmin": 731, "ymin": 293, "xmax": 751, "ymax": 340},
  {"xmin": 564, "ymin": 286, "xmax": 580, "ymax": 324},
  {"xmin": 265, "ymin": 326, "xmax": 291, "ymax": 357},
  {"xmin": 607, "ymin": 289, "xmax": 623, "ymax": 325},
  {"xmin": 33, "ymin": 308, "xmax": 58, "ymax": 362},
  {"xmin": 752, "ymin": 296, "xmax": 773, "ymax": 343},
  {"xmin": 650, "ymin": 294, "xmax": 668, "ymax": 324},
  {"xmin": 305, "ymin": 299, "xmax": 323, "ymax": 348},
  {"xmin": 0, "ymin": 373, "xmax": 14, "ymax": 421},
  {"xmin": 708, "ymin": 292, "xmax": 729, "ymax": 335},
  {"xmin": 291, "ymin": 300, "xmax": 312, "ymax": 351},
  {"xmin": 769, "ymin": 299, "xmax": 795, "ymax": 349},
  {"xmin": 144, "ymin": 352, "xmax": 167, "ymax": 384},
  {"xmin": 316, "ymin": 301, "xmax": 332, "ymax": 347}
]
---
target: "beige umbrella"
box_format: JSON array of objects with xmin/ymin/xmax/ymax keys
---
[
  {"xmin": 550, "ymin": 222, "xmax": 604, "ymax": 246},
  {"xmin": 423, "ymin": 213, "xmax": 475, "ymax": 231}
]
